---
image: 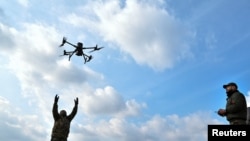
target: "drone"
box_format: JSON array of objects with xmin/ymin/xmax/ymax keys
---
[{"xmin": 59, "ymin": 37, "xmax": 104, "ymax": 63}]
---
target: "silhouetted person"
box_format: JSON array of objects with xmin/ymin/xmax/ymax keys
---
[
  {"xmin": 217, "ymin": 82, "xmax": 247, "ymax": 125},
  {"xmin": 50, "ymin": 94, "xmax": 78, "ymax": 141}
]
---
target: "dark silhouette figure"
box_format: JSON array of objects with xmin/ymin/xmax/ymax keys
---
[{"xmin": 50, "ymin": 94, "xmax": 78, "ymax": 141}]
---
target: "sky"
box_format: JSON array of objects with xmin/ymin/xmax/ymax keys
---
[{"xmin": 0, "ymin": 0, "xmax": 250, "ymax": 141}]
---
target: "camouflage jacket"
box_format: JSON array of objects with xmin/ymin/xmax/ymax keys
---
[{"xmin": 51, "ymin": 103, "xmax": 78, "ymax": 139}]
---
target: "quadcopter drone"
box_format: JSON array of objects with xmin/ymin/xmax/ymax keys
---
[{"xmin": 59, "ymin": 37, "xmax": 104, "ymax": 63}]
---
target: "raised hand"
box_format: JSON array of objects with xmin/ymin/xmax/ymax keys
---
[
  {"xmin": 74, "ymin": 97, "xmax": 79, "ymax": 105},
  {"xmin": 54, "ymin": 94, "xmax": 59, "ymax": 103}
]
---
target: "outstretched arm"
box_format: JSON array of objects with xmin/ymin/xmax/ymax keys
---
[
  {"xmin": 68, "ymin": 97, "xmax": 78, "ymax": 121},
  {"xmin": 52, "ymin": 94, "xmax": 60, "ymax": 120}
]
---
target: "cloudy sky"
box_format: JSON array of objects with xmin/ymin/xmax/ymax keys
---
[{"xmin": 1, "ymin": 0, "xmax": 250, "ymax": 141}]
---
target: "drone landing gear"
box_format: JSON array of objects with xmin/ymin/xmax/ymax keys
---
[
  {"xmin": 83, "ymin": 55, "xmax": 93, "ymax": 64},
  {"xmin": 69, "ymin": 54, "xmax": 74, "ymax": 61},
  {"xmin": 60, "ymin": 50, "xmax": 74, "ymax": 61}
]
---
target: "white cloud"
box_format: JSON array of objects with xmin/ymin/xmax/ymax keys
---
[
  {"xmin": 0, "ymin": 23, "xmax": 17, "ymax": 52},
  {"xmin": 0, "ymin": 96, "xmax": 49, "ymax": 141},
  {"xmin": 17, "ymin": 0, "xmax": 29, "ymax": 7},
  {"xmin": 80, "ymin": 86, "xmax": 146, "ymax": 117},
  {"xmin": 82, "ymin": 86, "xmax": 126, "ymax": 115},
  {"xmin": 0, "ymin": 96, "xmax": 10, "ymax": 112},
  {"xmin": 121, "ymin": 99, "xmax": 147, "ymax": 117}
]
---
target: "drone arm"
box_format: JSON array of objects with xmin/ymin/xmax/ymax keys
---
[
  {"xmin": 68, "ymin": 51, "xmax": 76, "ymax": 61},
  {"xmin": 82, "ymin": 47, "xmax": 95, "ymax": 49},
  {"xmin": 89, "ymin": 46, "xmax": 104, "ymax": 53},
  {"xmin": 66, "ymin": 41, "xmax": 77, "ymax": 48},
  {"xmin": 83, "ymin": 44, "xmax": 97, "ymax": 49}
]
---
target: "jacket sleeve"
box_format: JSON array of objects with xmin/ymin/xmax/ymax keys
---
[
  {"xmin": 52, "ymin": 102, "xmax": 60, "ymax": 120},
  {"xmin": 68, "ymin": 104, "xmax": 78, "ymax": 121},
  {"xmin": 226, "ymin": 92, "xmax": 247, "ymax": 114}
]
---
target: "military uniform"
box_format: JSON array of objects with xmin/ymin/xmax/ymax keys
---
[{"xmin": 51, "ymin": 95, "xmax": 78, "ymax": 141}]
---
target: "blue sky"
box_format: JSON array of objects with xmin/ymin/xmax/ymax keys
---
[{"xmin": 0, "ymin": 0, "xmax": 250, "ymax": 141}]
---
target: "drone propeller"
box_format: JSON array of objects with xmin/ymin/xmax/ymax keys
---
[
  {"xmin": 89, "ymin": 45, "xmax": 104, "ymax": 53},
  {"xmin": 59, "ymin": 37, "xmax": 67, "ymax": 47}
]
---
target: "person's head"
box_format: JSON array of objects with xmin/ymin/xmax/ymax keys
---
[
  {"xmin": 223, "ymin": 82, "xmax": 238, "ymax": 95},
  {"xmin": 60, "ymin": 110, "xmax": 67, "ymax": 117}
]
